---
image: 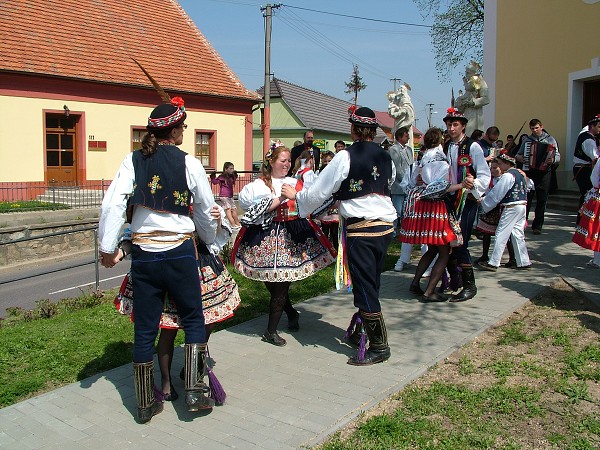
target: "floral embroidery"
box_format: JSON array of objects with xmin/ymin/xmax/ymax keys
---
[
  {"xmin": 148, "ymin": 175, "xmax": 162, "ymax": 194},
  {"xmin": 173, "ymin": 190, "xmax": 189, "ymax": 206},
  {"xmin": 371, "ymin": 166, "xmax": 380, "ymax": 180},
  {"xmin": 349, "ymin": 179, "xmax": 363, "ymax": 192}
]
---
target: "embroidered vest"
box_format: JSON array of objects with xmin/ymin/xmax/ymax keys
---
[
  {"xmin": 334, "ymin": 141, "xmax": 392, "ymax": 201},
  {"xmin": 573, "ymin": 131, "xmax": 594, "ymax": 163},
  {"xmin": 500, "ymin": 168, "xmax": 527, "ymax": 204},
  {"xmin": 130, "ymin": 145, "xmax": 191, "ymax": 215},
  {"xmin": 444, "ymin": 137, "xmax": 476, "ymax": 182}
]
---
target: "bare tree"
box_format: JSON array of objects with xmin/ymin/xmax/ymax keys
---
[
  {"xmin": 413, "ymin": 0, "xmax": 484, "ymax": 79},
  {"xmin": 344, "ymin": 64, "xmax": 367, "ymax": 106}
]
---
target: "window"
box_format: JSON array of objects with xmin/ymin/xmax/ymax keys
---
[
  {"xmin": 195, "ymin": 131, "xmax": 215, "ymax": 168},
  {"xmin": 132, "ymin": 128, "xmax": 146, "ymax": 151}
]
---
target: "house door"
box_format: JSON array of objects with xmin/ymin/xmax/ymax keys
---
[
  {"xmin": 45, "ymin": 114, "xmax": 78, "ymax": 185},
  {"xmin": 583, "ymin": 79, "xmax": 600, "ymax": 127}
]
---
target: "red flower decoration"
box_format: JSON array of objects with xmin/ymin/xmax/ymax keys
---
[
  {"xmin": 171, "ymin": 96, "xmax": 185, "ymax": 108},
  {"xmin": 458, "ymin": 155, "xmax": 472, "ymax": 166},
  {"xmin": 447, "ymin": 107, "xmax": 457, "ymax": 114},
  {"xmin": 348, "ymin": 104, "xmax": 357, "ymax": 115}
]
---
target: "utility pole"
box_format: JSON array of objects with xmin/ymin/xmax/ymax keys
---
[
  {"xmin": 390, "ymin": 78, "xmax": 402, "ymax": 92},
  {"xmin": 261, "ymin": 3, "xmax": 281, "ymax": 156},
  {"xmin": 426, "ymin": 103, "xmax": 435, "ymax": 127}
]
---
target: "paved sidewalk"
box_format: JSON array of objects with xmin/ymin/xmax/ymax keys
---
[{"xmin": 1, "ymin": 210, "xmax": 598, "ymax": 449}]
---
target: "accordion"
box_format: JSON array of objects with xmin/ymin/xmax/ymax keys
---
[{"xmin": 528, "ymin": 141, "xmax": 555, "ymax": 172}]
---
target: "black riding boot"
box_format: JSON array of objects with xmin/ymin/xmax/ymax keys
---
[
  {"xmin": 133, "ymin": 361, "xmax": 164, "ymax": 423},
  {"xmin": 184, "ymin": 343, "xmax": 215, "ymax": 412},
  {"xmin": 347, "ymin": 311, "xmax": 391, "ymax": 366},
  {"xmin": 449, "ymin": 265, "xmax": 477, "ymax": 302}
]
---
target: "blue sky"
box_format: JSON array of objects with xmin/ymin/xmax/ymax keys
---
[{"xmin": 178, "ymin": 0, "xmax": 465, "ymax": 130}]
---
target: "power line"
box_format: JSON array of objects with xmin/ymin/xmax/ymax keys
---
[{"xmin": 280, "ymin": 4, "xmax": 432, "ymax": 28}]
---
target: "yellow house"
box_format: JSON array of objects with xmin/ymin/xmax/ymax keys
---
[
  {"xmin": 0, "ymin": 0, "xmax": 260, "ymax": 198},
  {"xmin": 483, "ymin": 0, "xmax": 600, "ymax": 190}
]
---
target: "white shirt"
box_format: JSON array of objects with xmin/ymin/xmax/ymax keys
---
[
  {"xmin": 481, "ymin": 170, "xmax": 526, "ymax": 213},
  {"xmin": 98, "ymin": 152, "xmax": 217, "ymax": 253},
  {"xmin": 238, "ymin": 176, "xmax": 298, "ymax": 224},
  {"xmin": 295, "ymin": 149, "xmax": 397, "ymax": 222},
  {"xmin": 408, "ymin": 145, "xmax": 449, "ymax": 187},
  {"xmin": 447, "ymin": 138, "xmax": 491, "ymax": 197}
]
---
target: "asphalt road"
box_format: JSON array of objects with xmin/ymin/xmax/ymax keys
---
[{"xmin": 0, "ymin": 251, "xmax": 130, "ymax": 318}]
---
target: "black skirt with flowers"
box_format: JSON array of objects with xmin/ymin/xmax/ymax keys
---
[{"xmin": 232, "ymin": 218, "xmax": 336, "ymax": 282}]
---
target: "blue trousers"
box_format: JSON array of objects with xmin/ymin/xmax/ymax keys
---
[
  {"xmin": 346, "ymin": 219, "xmax": 394, "ymax": 313},
  {"xmin": 130, "ymin": 238, "xmax": 205, "ymax": 362},
  {"xmin": 451, "ymin": 198, "xmax": 478, "ymax": 265}
]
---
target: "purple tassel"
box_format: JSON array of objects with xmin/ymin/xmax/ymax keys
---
[
  {"xmin": 449, "ymin": 265, "xmax": 463, "ymax": 291},
  {"xmin": 153, "ymin": 385, "xmax": 165, "ymax": 403},
  {"xmin": 357, "ymin": 327, "xmax": 367, "ymax": 361},
  {"xmin": 208, "ymin": 368, "xmax": 226, "ymax": 405},
  {"xmin": 343, "ymin": 311, "xmax": 360, "ymax": 340},
  {"xmin": 205, "ymin": 346, "xmax": 226, "ymax": 405}
]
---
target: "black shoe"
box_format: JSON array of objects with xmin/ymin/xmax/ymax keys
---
[
  {"xmin": 287, "ymin": 310, "xmax": 300, "ymax": 332},
  {"xmin": 262, "ymin": 330, "xmax": 286, "ymax": 347},
  {"xmin": 163, "ymin": 384, "xmax": 178, "ymax": 402},
  {"xmin": 532, "ymin": 228, "xmax": 542, "ymax": 235},
  {"xmin": 347, "ymin": 347, "xmax": 390, "ymax": 366},
  {"xmin": 517, "ymin": 264, "xmax": 532, "ymax": 270},
  {"xmin": 477, "ymin": 261, "xmax": 498, "ymax": 272},
  {"xmin": 503, "ymin": 260, "xmax": 517, "ymax": 269},
  {"xmin": 420, "ymin": 292, "xmax": 448, "ymax": 302},
  {"xmin": 474, "ymin": 257, "xmax": 489, "ymax": 265},
  {"xmin": 409, "ymin": 281, "xmax": 424, "ymax": 296}
]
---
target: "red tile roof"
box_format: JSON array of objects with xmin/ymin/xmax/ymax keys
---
[{"xmin": 0, "ymin": 0, "xmax": 260, "ymax": 101}]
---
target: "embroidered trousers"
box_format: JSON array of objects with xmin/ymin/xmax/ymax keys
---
[
  {"xmin": 131, "ymin": 238, "xmax": 206, "ymax": 362},
  {"xmin": 346, "ymin": 219, "xmax": 394, "ymax": 313},
  {"xmin": 489, "ymin": 204, "xmax": 530, "ymax": 268}
]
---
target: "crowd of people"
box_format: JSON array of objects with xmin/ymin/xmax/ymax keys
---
[{"xmin": 98, "ymin": 94, "xmax": 599, "ymax": 424}]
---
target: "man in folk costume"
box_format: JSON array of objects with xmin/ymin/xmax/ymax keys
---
[
  {"xmin": 572, "ymin": 115, "xmax": 600, "ymax": 223},
  {"xmin": 99, "ymin": 98, "xmax": 218, "ymax": 422},
  {"xmin": 282, "ymin": 106, "xmax": 396, "ymax": 365},
  {"xmin": 443, "ymin": 107, "xmax": 491, "ymax": 302},
  {"xmin": 477, "ymin": 153, "xmax": 532, "ymax": 271}
]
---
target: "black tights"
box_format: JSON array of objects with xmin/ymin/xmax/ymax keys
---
[
  {"xmin": 412, "ymin": 245, "xmax": 451, "ymax": 296},
  {"xmin": 156, "ymin": 323, "xmax": 215, "ymax": 395},
  {"xmin": 264, "ymin": 281, "xmax": 296, "ymax": 333}
]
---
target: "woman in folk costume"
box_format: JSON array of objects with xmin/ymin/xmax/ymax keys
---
[
  {"xmin": 232, "ymin": 144, "xmax": 335, "ymax": 347},
  {"xmin": 99, "ymin": 97, "xmax": 217, "ymax": 423},
  {"xmin": 573, "ymin": 158, "xmax": 600, "ymax": 268},
  {"xmin": 399, "ymin": 127, "xmax": 464, "ymax": 302},
  {"xmin": 292, "ymin": 149, "xmax": 317, "ymax": 189},
  {"xmin": 477, "ymin": 153, "xmax": 531, "ymax": 271},
  {"xmin": 282, "ymin": 106, "xmax": 396, "ymax": 366},
  {"xmin": 114, "ymin": 210, "xmax": 240, "ymax": 405}
]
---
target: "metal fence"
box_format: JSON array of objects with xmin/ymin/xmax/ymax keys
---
[{"xmin": 0, "ymin": 171, "xmax": 259, "ymax": 211}]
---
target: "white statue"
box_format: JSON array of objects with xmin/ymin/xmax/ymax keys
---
[
  {"xmin": 455, "ymin": 61, "xmax": 489, "ymax": 137},
  {"xmin": 387, "ymin": 83, "xmax": 415, "ymax": 148}
]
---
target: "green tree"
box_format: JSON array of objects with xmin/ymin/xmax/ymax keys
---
[
  {"xmin": 344, "ymin": 64, "xmax": 367, "ymax": 106},
  {"xmin": 413, "ymin": 0, "xmax": 484, "ymax": 79}
]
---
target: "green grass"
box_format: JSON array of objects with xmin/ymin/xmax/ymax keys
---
[
  {"xmin": 0, "ymin": 242, "xmax": 401, "ymax": 407},
  {"xmin": 0, "ymin": 200, "xmax": 69, "ymax": 213}
]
